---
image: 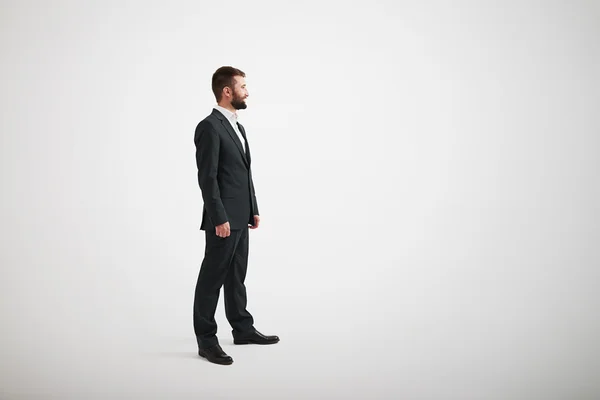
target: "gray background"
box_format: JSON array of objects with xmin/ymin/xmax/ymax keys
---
[{"xmin": 1, "ymin": 0, "xmax": 599, "ymax": 399}]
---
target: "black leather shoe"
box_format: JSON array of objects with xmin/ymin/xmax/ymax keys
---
[
  {"xmin": 234, "ymin": 330, "xmax": 280, "ymax": 345},
  {"xmin": 198, "ymin": 344, "xmax": 233, "ymax": 365}
]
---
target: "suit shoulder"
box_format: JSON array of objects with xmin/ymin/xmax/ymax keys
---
[
  {"xmin": 195, "ymin": 114, "xmax": 220, "ymax": 138},
  {"xmin": 196, "ymin": 112, "xmax": 222, "ymax": 131}
]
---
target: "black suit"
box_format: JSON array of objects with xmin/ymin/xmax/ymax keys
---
[{"xmin": 193, "ymin": 108, "xmax": 258, "ymax": 349}]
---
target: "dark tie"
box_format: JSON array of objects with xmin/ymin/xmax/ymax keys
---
[
  {"xmin": 237, "ymin": 122, "xmax": 251, "ymax": 163},
  {"xmin": 237, "ymin": 122, "xmax": 249, "ymax": 154}
]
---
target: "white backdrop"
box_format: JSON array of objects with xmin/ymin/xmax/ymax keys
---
[{"xmin": 1, "ymin": 1, "xmax": 599, "ymax": 399}]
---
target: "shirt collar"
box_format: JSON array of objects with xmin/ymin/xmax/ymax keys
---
[{"xmin": 214, "ymin": 105, "xmax": 238, "ymax": 124}]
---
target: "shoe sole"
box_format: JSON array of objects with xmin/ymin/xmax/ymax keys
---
[{"xmin": 233, "ymin": 339, "xmax": 280, "ymax": 345}]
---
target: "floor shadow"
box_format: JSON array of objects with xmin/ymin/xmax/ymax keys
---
[{"xmin": 140, "ymin": 351, "xmax": 198, "ymax": 359}]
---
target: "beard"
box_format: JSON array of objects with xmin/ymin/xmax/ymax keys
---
[{"xmin": 231, "ymin": 94, "xmax": 247, "ymax": 110}]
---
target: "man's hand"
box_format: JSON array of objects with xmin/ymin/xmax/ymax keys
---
[
  {"xmin": 249, "ymin": 215, "xmax": 260, "ymax": 229},
  {"xmin": 215, "ymin": 221, "xmax": 231, "ymax": 238}
]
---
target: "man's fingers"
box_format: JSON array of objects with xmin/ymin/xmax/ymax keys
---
[{"xmin": 216, "ymin": 222, "xmax": 231, "ymax": 237}]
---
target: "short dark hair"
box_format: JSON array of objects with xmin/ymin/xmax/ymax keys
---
[{"xmin": 212, "ymin": 66, "xmax": 245, "ymax": 102}]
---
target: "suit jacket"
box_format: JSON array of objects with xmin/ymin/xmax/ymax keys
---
[{"xmin": 194, "ymin": 109, "xmax": 259, "ymax": 230}]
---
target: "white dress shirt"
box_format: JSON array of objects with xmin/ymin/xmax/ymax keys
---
[{"xmin": 214, "ymin": 105, "xmax": 246, "ymax": 153}]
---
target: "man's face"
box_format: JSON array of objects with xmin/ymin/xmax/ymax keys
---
[{"xmin": 230, "ymin": 76, "xmax": 248, "ymax": 110}]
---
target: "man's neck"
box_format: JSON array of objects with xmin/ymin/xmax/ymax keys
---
[{"xmin": 217, "ymin": 102, "xmax": 236, "ymax": 113}]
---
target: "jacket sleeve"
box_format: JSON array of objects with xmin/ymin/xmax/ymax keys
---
[{"xmin": 195, "ymin": 122, "xmax": 228, "ymax": 226}]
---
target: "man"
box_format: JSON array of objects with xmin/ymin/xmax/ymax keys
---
[{"xmin": 193, "ymin": 66, "xmax": 279, "ymax": 365}]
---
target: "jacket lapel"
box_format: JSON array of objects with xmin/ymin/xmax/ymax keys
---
[{"xmin": 212, "ymin": 109, "xmax": 249, "ymax": 168}]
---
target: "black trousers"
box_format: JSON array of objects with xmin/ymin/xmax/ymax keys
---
[{"xmin": 193, "ymin": 227, "xmax": 255, "ymax": 349}]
